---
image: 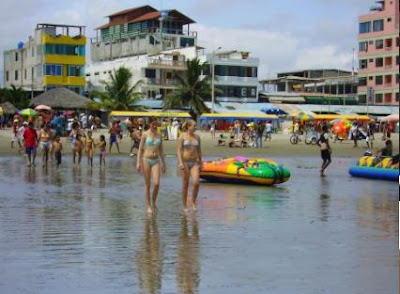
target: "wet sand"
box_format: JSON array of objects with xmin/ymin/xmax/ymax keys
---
[{"xmin": 0, "ymin": 155, "xmax": 398, "ymax": 294}]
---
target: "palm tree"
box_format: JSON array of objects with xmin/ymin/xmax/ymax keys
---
[
  {"xmin": 6, "ymin": 85, "xmax": 30, "ymax": 109},
  {"xmin": 90, "ymin": 67, "xmax": 143, "ymax": 111},
  {"xmin": 163, "ymin": 58, "xmax": 215, "ymax": 118}
]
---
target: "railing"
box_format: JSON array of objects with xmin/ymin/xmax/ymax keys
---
[
  {"xmin": 384, "ymin": 65, "xmax": 392, "ymax": 69},
  {"xmin": 147, "ymin": 78, "xmax": 179, "ymax": 86},
  {"xmin": 385, "ymin": 46, "xmax": 392, "ymax": 51},
  {"xmin": 148, "ymin": 59, "xmax": 186, "ymax": 68}
]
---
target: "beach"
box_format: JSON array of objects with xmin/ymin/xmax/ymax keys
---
[{"xmin": 0, "ymin": 128, "xmax": 398, "ymax": 159}]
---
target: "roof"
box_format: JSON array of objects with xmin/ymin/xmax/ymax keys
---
[
  {"xmin": 109, "ymin": 111, "xmax": 191, "ymax": 118},
  {"xmin": 30, "ymin": 88, "xmax": 92, "ymax": 109},
  {"xmin": 106, "ymin": 5, "xmax": 156, "ymax": 17},
  {"xmin": 314, "ymin": 114, "xmax": 371, "ymax": 121},
  {"xmin": 200, "ymin": 113, "xmax": 279, "ymax": 120},
  {"xmin": 131, "ymin": 11, "xmax": 161, "ymax": 23},
  {"xmin": 0, "ymin": 102, "xmax": 18, "ymax": 114}
]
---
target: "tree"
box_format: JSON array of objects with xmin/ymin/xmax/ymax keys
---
[
  {"xmin": 89, "ymin": 67, "xmax": 143, "ymax": 111},
  {"xmin": 163, "ymin": 58, "xmax": 216, "ymax": 118},
  {"xmin": 2, "ymin": 85, "xmax": 30, "ymax": 109}
]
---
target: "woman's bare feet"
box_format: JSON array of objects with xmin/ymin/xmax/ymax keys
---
[{"xmin": 146, "ymin": 206, "xmax": 153, "ymax": 214}]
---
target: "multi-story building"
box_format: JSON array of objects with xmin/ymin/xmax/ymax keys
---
[
  {"xmin": 199, "ymin": 51, "xmax": 259, "ymax": 103},
  {"xmin": 87, "ymin": 6, "xmax": 260, "ymax": 103},
  {"xmin": 259, "ymin": 69, "xmax": 358, "ymax": 105},
  {"xmin": 91, "ymin": 5, "xmax": 197, "ymax": 62},
  {"xmin": 358, "ymin": 0, "xmax": 399, "ymax": 105},
  {"xmin": 3, "ymin": 24, "xmax": 86, "ymax": 94}
]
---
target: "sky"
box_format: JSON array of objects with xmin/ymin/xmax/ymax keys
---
[{"xmin": 0, "ymin": 0, "xmax": 372, "ymax": 85}]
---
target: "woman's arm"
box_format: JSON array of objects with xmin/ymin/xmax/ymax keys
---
[
  {"xmin": 136, "ymin": 133, "xmax": 146, "ymax": 171},
  {"xmin": 159, "ymin": 137, "xmax": 166, "ymax": 173},
  {"xmin": 177, "ymin": 134, "xmax": 184, "ymax": 168}
]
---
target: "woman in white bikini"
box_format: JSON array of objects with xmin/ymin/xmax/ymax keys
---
[
  {"xmin": 177, "ymin": 120, "xmax": 202, "ymax": 212},
  {"xmin": 38, "ymin": 123, "xmax": 52, "ymax": 167},
  {"xmin": 136, "ymin": 117, "xmax": 166, "ymax": 214}
]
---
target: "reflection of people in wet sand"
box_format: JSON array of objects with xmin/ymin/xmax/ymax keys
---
[
  {"xmin": 177, "ymin": 120, "xmax": 202, "ymax": 212},
  {"xmin": 176, "ymin": 216, "xmax": 200, "ymax": 294},
  {"xmin": 135, "ymin": 217, "xmax": 163, "ymax": 294}
]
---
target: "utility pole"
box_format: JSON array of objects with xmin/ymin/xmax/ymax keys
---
[{"xmin": 211, "ymin": 47, "xmax": 221, "ymax": 113}]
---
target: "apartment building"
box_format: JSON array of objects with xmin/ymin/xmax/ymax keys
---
[
  {"xmin": 3, "ymin": 24, "xmax": 86, "ymax": 94},
  {"xmin": 358, "ymin": 0, "xmax": 399, "ymax": 105}
]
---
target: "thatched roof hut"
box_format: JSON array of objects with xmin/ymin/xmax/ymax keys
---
[
  {"xmin": 0, "ymin": 101, "xmax": 18, "ymax": 115},
  {"xmin": 30, "ymin": 88, "xmax": 92, "ymax": 110}
]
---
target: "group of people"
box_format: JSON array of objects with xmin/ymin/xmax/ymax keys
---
[{"xmin": 13, "ymin": 117, "xmax": 203, "ymax": 214}]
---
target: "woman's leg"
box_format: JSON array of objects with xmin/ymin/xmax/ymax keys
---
[
  {"xmin": 73, "ymin": 151, "xmax": 76, "ymax": 164},
  {"xmin": 78, "ymin": 151, "xmax": 82, "ymax": 164},
  {"xmin": 181, "ymin": 166, "xmax": 190, "ymax": 212},
  {"xmin": 190, "ymin": 164, "xmax": 200, "ymax": 211},
  {"xmin": 151, "ymin": 163, "xmax": 161, "ymax": 211},
  {"xmin": 142, "ymin": 160, "xmax": 153, "ymax": 214}
]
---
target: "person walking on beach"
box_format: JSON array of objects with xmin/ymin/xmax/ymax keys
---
[
  {"xmin": 85, "ymin": 130, "xmax": 95, "ymax": 167},
  {"xmin": 177, "ymin": 120, "xmax": 203, "ymax": 213},
  {"xmin": 265, "ymin": 120, "xmax": 273, "ymax": 141},
  {"xmin": 255, "ymin": 121, "xmax": 265, "ymax": 148},
  {"xmin": 317, "ymin": 124, "xmax": 332, "ymax": 177},
  {"xmin": 23, "ymin": 122, "xmax": 38, "ymax": 167},
  {"xmin": 136, "ymin": 117, "xmax": 166, "ymax": 214},
  {"xmin": 97, "ymin": 135, "xmax": 107, "ymax": 166},
  {"xmin": 17, "ymin": 122, "xmax": 28, "ymax": 154},
  {"xmin": 52, "ymin": 135, "xmax": 63, "ymax": 167},
  {"xmin": 129, "ymin": 127, "xmax": 141, "ymax": 157},
  {"xmin": 11, "ymin": 119, "xmax": 19, "ymax": 149},
  {"xmin": 38, "ymin": 123, "xmax": 52, "ymax": 167},
  {"xmin": 108, "ymin": 121, "xmax": 120, "ymax": 153},
  {"xmin": 210, "ymin": 120, "xmax": 216, "ymax": 138},
  {"xmin": 73, "ymin": 134, "xmax": 84, "ymax": 165}
]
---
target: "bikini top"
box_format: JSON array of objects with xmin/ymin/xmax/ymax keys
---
[
  {"xmin": 145, "ymin": 135, "xmax": 161, "ymax": 147},
  {"xmin": 183, "ymin": 135, "xmax": 199, "ymax": 148},
  {"xmin": 41, "ymin": 131, "xmax": 50, "ymax": 140}
]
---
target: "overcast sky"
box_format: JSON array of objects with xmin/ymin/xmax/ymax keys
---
[{"xmin": 1, "ymin": 0, "xmax": 372, "ymax": 84}]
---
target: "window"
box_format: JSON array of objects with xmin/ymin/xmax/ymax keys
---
[
  {"xmin": 15, "ymin": 52, "xmax": 18, "ymax": 61},
  {"xmin": 396, "ymin": 92, "xmax": 399, "ymax": 102},
  {"xmin": 15, "ymin": 70, "xmax": 18, "ymax": 80},
  {"xmin": 145, "ymin": 69, "xmax": 156, "ymax": 78},
  {"xmin": 387, "ymin": 17, "xmax": 392, "ymax": 22},
  {"xmin": 396, "ymin": 74, "xmax": 400, "ymax": 84},
  {"xmin": 375, "ymin": 57, "xmax": 383, "ymax": 67},
  {"xmin": 68, "ymin": 65, "xmax": 84, "ymax": 76},
  {"xmin": 375, "ymin": 75, "xmax": 383, "ymax": 85},
  {"xmin": 359, "ymin": 22, "xmax": 371, "ymax": 34},
  {"xmin": 359, "ymin": 41, "xmax": 368, "ymax": 51},
  {"xmin": 45, "ymin": 64, "xmax": 62, "ymax": 76},
  {"xmin": 396, "ymin": 55, "xmax": 399, "ymax": 65},
  {"xmin": 375, "ymin": 39, "xmax": 383, "ymax": 49},
  {"xmin": 359, "ymin": 59, "xmax": 368, "ymax": 69},
  {"xmin": 397, "ymin": 37, "xmax": 400, "ymax": 47},
  {"xmin": 5, "ymin": 71, "xmax": 9, "ymax": 82},
  {"xmin": 373, "ymin": 19, "xmax": 384, "ymax": 32},
  {"xmin": 369, "ymin": 76, "xmax": 374, "ymax": 80},
  {"xmin": 375, "ymin": 93, "xmax": 383, "ymax": 103},
  {"xmin": 358, "ymin": 95, "xmax": 366, "ymax": 104},
  {"xmin": 358, "ymin": 77, "xmax": 367, "ymax": 86}
]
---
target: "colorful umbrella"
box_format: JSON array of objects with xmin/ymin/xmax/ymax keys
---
[
  {"xmin": 290, "ymin": 111, "xmax": 314, "ymax": 121},
  {"xmin": 34, "ymin": 105, "xmax": 51, "ymax": 111},
  {"xmin": 19, "ymin": 108, "xmax": 38, "ymax": 117}
]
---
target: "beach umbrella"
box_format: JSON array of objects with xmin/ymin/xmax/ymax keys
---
[
  {"xmin": 19, "ymin": 108, "xmax": 38, "ymax": 117},
  {"xmin": 34, "ymin": 105, "xmax": 51, "ymax": 111},
  {"xmin": 290, "ymin": 110, "xmax": 314, "ymax": 121},
  {"xmin": 0, "ymin": 107, "xmax": 3, "ymax": 116},
  {"xmin": 380, "ymin": 114, "xmax": 399, "ymax": 122}
]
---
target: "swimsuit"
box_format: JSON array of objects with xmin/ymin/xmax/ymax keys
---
[
  {"xmin": 144, "ymin": 158, "xmax": 160, "ymax": 167},
  {"xmin": 86, "ymin": 138, "xmax": 94, "ymax": 152},
  {"xmin": 183, "ymin": 135, "xmax": 200, "ymax": 169},
  {"xmin": 143, "ymin": 135, "xmax": 162, "ymax": 166},
  {"xmin": 184, "ymin": 161, "xmax": 197, "ymax": 169}
]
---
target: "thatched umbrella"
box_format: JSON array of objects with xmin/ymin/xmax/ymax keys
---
[
  {"xmin": 30, "ymin": 88, "xmax": 92, "ymax": 110},
  {"xmin": 0, "ymin": 101, "xmax": 18, "ymax": 115}
]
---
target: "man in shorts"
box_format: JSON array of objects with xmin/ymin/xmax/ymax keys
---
[{"xmin": 23, "ymin": 122, "xmax": 38, "ymax": 167}]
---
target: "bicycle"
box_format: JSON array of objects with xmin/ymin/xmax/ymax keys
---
[
  {"xmin": 290, "ymin": 132, "xmax": 301, "ymax": 144},
  {"xmin": 305, "ymin": 131, "xmax": 318, "ymax": 145}
]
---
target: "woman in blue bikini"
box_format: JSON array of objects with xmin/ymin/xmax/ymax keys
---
[
  {"xmin": 136, "ymin": 117, "xmax": 166, "ymax": 214},
  {"xmin": 177, "ymin": 120, "xmax": 202, "ymax": 212}
]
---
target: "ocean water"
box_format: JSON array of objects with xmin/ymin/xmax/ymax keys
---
[{"xmin": 0, "ymin": 155, "xmax": 397, "ymax": 294}]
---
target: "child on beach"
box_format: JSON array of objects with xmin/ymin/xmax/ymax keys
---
[
  {"xmin": 73, "ymin": 134, "xmax": 84, "ymax": 165},
  {"xmin": 52, "ymin": 136, "xmax": 63, "ymax": 167},
  {"xmin": 97, "ymin": 135, "xmax": 106, "ymax": 166},
  {"xmin": 85, "ymin": 131, "xmax": 95, "ymax": 167}
]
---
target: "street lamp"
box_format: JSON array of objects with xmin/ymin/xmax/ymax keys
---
[{"xmin": 211, "ymin": 46, "xmax": 222, "ymax": 113}]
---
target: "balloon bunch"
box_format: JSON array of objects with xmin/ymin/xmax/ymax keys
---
[{"xmin": 331, "ymin": 119, "xmax": 352, "ymax": 139}]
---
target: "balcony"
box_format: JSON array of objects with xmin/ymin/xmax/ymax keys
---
[
  {"xmin": 146, "ymin": 78, "xmax": 179, "ymax": 89},
  {"xmin": 147, "ymin": 59, "xmax": 187, "ymax": 70}
]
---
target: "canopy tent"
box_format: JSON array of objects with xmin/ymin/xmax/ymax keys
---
[
  {"xmin": 109, "ymin": 111, "xmax": 191, "ymax": 118},
  {"xmin": 260, "ymin": 104, "xmax": 286, "ymax": 115},
  {"xmin": 379, "ymin": 114, "xmax": 399, "ymax": 122},
  {"xmin": 200, "ymin": 113, "xmax": 279, "ymax": 121},
  {"xmin": 313, "ymin": 114, "xmax": 371, "ymax": 121},
  {"xmin": 30, "ymin": 88, "xmax": 92, "ymax": 110}
]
